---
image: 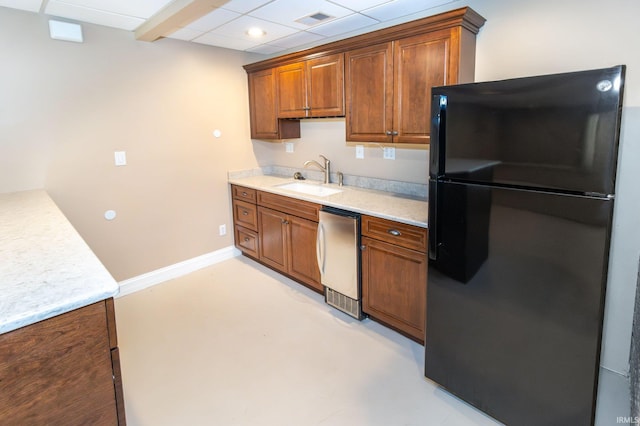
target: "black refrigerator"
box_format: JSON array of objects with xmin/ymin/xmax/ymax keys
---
[{"xmin": 425, "ymin": 65, "xmax": 625, "ymax": 426}]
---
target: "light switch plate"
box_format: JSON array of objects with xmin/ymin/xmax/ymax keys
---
[
  {"xmin": 114, "ymin": 151, "xmax": 127, "ymax": 166},
  {"xmin": 285, "ymin": 142, "xmax": 294, "ymax": 153},
  {"xmin": 355, "ymin": 145, "xmax": 364, "ymax": 159}
]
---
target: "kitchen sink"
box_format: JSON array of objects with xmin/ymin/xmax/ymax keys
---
[{"xmin": 275, "ymin": 182, "xmax": 342, "ymax": 197}]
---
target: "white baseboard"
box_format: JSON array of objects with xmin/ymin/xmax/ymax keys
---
[{"xmin": 117, "ymin": 246, "xmax": 241, "ymax": 297}]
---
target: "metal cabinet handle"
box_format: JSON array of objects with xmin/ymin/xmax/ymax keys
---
[
  {"xmin": 391, "ymin": 131, "xmax": 398, "ymax": 136},
  {"xmin": 386, "ymin": 130, "xmax": 392, "ymax": 135},
  {"xmin": 360, "ymin": 245, "xmax": 366, "ymax": 250},
  {"xmin": 281, "ymin": 219, "xmax": 289, "ymax": 225},
  {"xmin": 242, "ymin": 191, "xmax": 248, "ymax": 196},
  {"xmin": 244, "ymin": 237, "xmax": 250, "ymax": 242},
  {"xmin": 388, "ymin": 229, "xmax": 401, "ymax": 236},
  {"xmin": 242, "ymin": 210, "xmax": 248, "ymax": 216}
]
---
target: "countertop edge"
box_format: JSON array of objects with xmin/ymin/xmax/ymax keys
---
[{"xmin": 229, "ymin": 175, "xmax": 428, "ymax": 228}]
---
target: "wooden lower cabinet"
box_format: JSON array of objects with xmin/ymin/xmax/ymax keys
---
[
  {"xmin": 257, "ymin": 205, "xmax": 322, "ymax": 293},
  {"xmin": 287, "ymin": 215, "xmax": 322, "ymax": 289},
  {"xmin": 0, "ymin": 299, "xmax": 126, "ymax": 425},
  {"xmin": 361, "ymin": 217, "xmax": 428, "ymax": 344},
  {"xmin": 258, "ymin": 206, "xmax": 288, "ymax": 271}
]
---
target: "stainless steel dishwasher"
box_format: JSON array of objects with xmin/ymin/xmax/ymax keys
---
[{"xmin": 316, "ymin": 207, "xmax": 364, "ymax": 320}]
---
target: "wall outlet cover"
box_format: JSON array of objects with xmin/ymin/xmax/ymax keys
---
[
  {"xmin": 285, "ymin": 142, "xmax": 294, "ymax": 153},
  {"xmin": 356, "ymin": 145, "xmax": 364, "ymax": 159},
  {"xmin": 383, "ymin": 147, "xmax": 395, "ymax": 160}
]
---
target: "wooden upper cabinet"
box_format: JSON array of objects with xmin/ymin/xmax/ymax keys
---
[
  {"xmin": 393, "ymin": 30, "xmax": 453, "ymax": 144},
  {"xmin": 307, "ymin": 54, "xmax": 344, "ymax": 117},
  {"xmin": 345, "ymin": 43, "xmax": 394, "ymax": 143},
  {"xmin": 276, "ymin": 53, "xmax": 344, "ymax": 118},
  {"xmin": 276, "ymin": 62, "xmax": 307, "ymax": 118},
  {"xmin": 244, "ymin": 7, "xmax": 485, "ymax": 144},
  {"xmin": 346, "ymin": 29, "xmax": 461, "ymax": 144},
  {"xmin": 248, "ymin": 68, "xmax": 300, "ymax": 140}
]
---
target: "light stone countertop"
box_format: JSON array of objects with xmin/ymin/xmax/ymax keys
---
[
  {"xmin": 0, "ymin": 190, "xmax": 119, "ymax": 335},
  {"xmin": 228, "ymin": 175, "xmax": 428, "ymax": 228}
]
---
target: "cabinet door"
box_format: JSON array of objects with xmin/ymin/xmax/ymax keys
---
[
  {"xmin": 287, "ymin": 215, "xmax": 322, "ymax": 292},
  {"xmin": 248, "ymin": 68, "xmax": 279, "ymax": 138},
  {"xmin": 276, "ymin": 62, "xmax": 307, "ymax": 118},
  {"xmin": 345, "ymin": 42, "xmax": 394, "ymax": 143},
  {"xmin": 307, "ymin": 54, "xmax": 344, "ymax": 117},
  {"xmin": 0, "ymin": 301, "xmax": 119, "ymax": 424},
  {"xmin": 248, "ymin": 69, "xmax": 300, "ymax": 139},
  {"xmin": 258, "ymin": 207, "xmax": 289, "ymax": 271},
  {"xmin": 361, "ymin": 236, "xmax": 427, "ymax": 343},
  {"xmin": 393, "ymin": 31, "xmax": 452, "ymax": 144}
]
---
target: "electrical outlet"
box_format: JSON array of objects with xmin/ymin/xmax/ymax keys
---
[
  {"xmin": 355, "ymin": 145, "xmax": 364, "ymax": 159},
  {"xmin": 219, "ymin": 224, "xmax": 227, "ymax": 236},
  {"xmin": 285, "ymin": 142, "xmax": 294, "ymax": 153},
  {"xmin": 383, "ymin": 147, "xmax": 395, "ymax": 160}
]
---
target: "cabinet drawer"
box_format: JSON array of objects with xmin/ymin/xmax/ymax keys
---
[
  {"xmin": 235, "ymin": 225, "xmax": 259, "ymax": 258},
  {"xmin": 232, "ymin": 185, "xmax": 257, "ymax": 203},
  {"xmin": 362, "ymin": 215, "xmax": 427, "ymax": 252},
  {"xmin": 233, "ymin": 199, "xmax": 258, "ymax": 231},
  {"xmin": 257, "ymin": 191, "xmax": 319, "ymax": 222}
]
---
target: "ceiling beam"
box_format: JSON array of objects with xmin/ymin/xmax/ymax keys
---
[{"xmin": 135, "ymin": 0, "xmax": 230, "ymax": 42}]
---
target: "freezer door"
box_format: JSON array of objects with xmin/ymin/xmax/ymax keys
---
[
  {"xmin": 317, "ymin": 211, "xmax": 359, "ymax": 300},
  {"xmin": 434, "ymin": 66, "xmax": 624, "ymax": 194},
  {"xmin": 425, "ymin": 181, "xmax": 613, "ymax": 426}
]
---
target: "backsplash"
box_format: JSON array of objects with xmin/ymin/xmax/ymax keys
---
[{"xmin": 228, "ymin": 166, "xmax": 428, "ymax": 200}]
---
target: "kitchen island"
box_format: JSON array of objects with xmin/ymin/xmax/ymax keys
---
[{"xmin": 0, "ymin": 190, "xmax": 125, "ymax": 424}]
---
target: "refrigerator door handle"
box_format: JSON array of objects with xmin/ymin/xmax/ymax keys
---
[
  {"xmin": 316, "ymin": 223, "xmax": 326, "ymax": 275},
  {"xmin": 428, "ymin": 181, "xmax": 438, "ymax": 261},
  {"xmin": 430, "ymin": 95, "xmax": 447, "ymax": 178}
]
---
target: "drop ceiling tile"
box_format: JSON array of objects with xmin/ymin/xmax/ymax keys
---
[
  {"xmin": 362, "ymin": 0, "xmax": 455, "ymax": 22},
  {"xmin": 309, "ymin": 12, "xmax": 379, "ymax": 37},
  {"xmin": 220, "ymin": 0, "xmax": 275, "ymax": 14},
  {"xmin": 247, "ymin": 43, "xmax": 287, "ymax": 55},
  {"xmin": 268, "ymin": 30, "xmax": 326, "ymax": 49},
  {"xmin": 249, "ymin": 0, "xmax": 353, "ymax": 30},
  {"xmin": 193, "ymin": 32, "xmax": 258, "ymax": 51},
  {"xmin": 327, "ymin": 0, "xmax": 394, "ymax": 12},
  {"xmin": 167, "ymin": 27, "xmax": 203, "ymax": 41},
  {"xmin": 48, "ymin": 0, "xmax": 174, "ymax": 19},
  {"xmin": 211, "ymin": 15, "xmax": 298, "ymax": 45},
  {"xmin": 45, "ymin": 1, "xmax": 145, "ymax": 30},
  {"xmin": 0, "ymin": 0, "xmax": 42, "ymax": 12},
  {"xmin": 185, "ymin": 8, "xmax": 240, "ymax": 32}
]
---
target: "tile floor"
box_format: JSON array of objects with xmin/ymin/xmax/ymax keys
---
[{"xmin": 114, "ymin": 256, "xmax": 630, "ymax": 425}]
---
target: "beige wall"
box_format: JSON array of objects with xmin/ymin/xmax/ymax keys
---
[{"xmin": 0, "ymin": 7, "xmax": 262, "ymax": 280}]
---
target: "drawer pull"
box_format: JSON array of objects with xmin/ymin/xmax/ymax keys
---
[
  {"xmin": 242, "ymin": 191, "xmax": 248, "ymax": 196},
  {"xmin": 388, "ymin": 229, "xmax": 401, "ymax": 237},
  {"xmin": 242, "ymin": 210, "xmax": 249, "ymax": 216},
  {"xmin": 244, "ymin": 237, "xmax": 250, "ymax": 242}
]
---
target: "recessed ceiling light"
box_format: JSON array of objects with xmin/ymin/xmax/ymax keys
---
[{"xmin": 246, "ymin": 27, "xmax": 266, "ymax": 38}]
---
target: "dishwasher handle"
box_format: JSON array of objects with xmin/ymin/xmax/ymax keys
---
[{"xmin": 316, "ymin": 222, "xmax": 326, "ymax": 275}]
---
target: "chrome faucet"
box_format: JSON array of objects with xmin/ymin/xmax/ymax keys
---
[{"xmin": 304, "ymin": 155, "xmax": 331, "ymax": 184}]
